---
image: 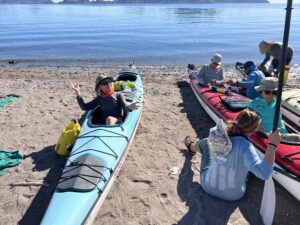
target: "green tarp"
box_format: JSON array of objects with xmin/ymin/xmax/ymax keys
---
[
  {"xmin": 0, "ymin": 94, "xmax": 20, "ymax": 110},
  {"xmin": 0, "ymin": 150, "xmax": 23, "ymax": 176}
]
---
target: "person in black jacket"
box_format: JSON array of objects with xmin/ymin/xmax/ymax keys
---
[{"xmin": 70, "ymin": 75, "xmax": 139, "ymax": 125}]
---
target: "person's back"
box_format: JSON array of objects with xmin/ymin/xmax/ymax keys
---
[
  {"xmin": 184, "ymin": 109, "xmax": 280, "ymax": 201},
  {"xmin": 259, "ymin": 40, "xmax": 293, "ymax": 75},
  {"xmin": 245, "ymin": 69, "xmax": 264, "ymax": 99},
  {"xmin": 201, "ymin": 136, "xmax": 272, "ymax": 201},
  {"xmin": 268, "ymin": 42, "xmax": 293, "ymax": 61}
]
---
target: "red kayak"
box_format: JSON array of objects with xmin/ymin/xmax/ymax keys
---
[{"xmin": 190, "ymin": 79, "xmax": 300, "ymax": 200}]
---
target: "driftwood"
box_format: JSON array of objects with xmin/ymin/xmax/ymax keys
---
[{"xmin": 9, "ymin": 181, "xmax": 50, "ymax": 188}]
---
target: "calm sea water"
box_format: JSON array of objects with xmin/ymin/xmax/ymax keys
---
[{"xmin": 0, "ymin": 3, "xmax": 299, "ymax": 65}]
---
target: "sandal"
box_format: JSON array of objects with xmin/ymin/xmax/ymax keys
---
[{"xmin": 184, "ymin": 136, "xmax": 196, "ymax": 156}]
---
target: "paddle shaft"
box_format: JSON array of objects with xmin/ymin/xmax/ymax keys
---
[
  {"xmin": 236, "ymin": 66, "xmax": 247, "ymax": 78},
  {"xmin": 261, "ymin": 2, "xmax": 294, "ymax": 225},
  {"xmin": 273, "ymin": 0, "xmax": 294, "ymax": 132}
]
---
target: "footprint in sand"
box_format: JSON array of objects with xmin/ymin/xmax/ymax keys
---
[{"xmin": 158, "ymin": 192, "xmax": 171, "ymax": 205}]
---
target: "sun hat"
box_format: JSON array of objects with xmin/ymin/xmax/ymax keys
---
[
  {"xmin": 255, "ymin": 77, "xmax": 278, "ymax": 92},
  {"xmin": 211, "ymin": 54, "xmax": 222, "ymax": 65},
  {"xmin": 259, "ymin": 40, "xmax": 270, "ymax": 54},
  {"xmin": 95, "ymin": 75, "xmax": 114, "ymax": 91}
]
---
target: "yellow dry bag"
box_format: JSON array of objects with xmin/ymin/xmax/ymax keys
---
[
  {"xmin": 55, "ymin": 119, "xmax": 81, "ymax": 156},
  {"xmin": 283, "ymin": 65, "xmax": 290, "ymax": 86},
  {"xmin": 114, "ymin": 81, "xmax": 135, "ymax": 91}
]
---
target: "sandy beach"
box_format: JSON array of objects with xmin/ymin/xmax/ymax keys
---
[{"xmin": 0, "ymin": 62, "xmax": 300, "ymax": 225}]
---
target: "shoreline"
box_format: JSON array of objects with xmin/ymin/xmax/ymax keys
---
[
  {"xmin": 0, "ymin": 64, "xmax": 300, "ymax": 224},
  {"xmin": 1, "ymin": 59, "xmax": 299, "ymax": 69},
  {"xmin": 2, "ymin": 56, "xmax": 300, "ymax": 68},
  {"xmin": 1, "ymin": 62, "xmax": 299, "ymax": 88}
]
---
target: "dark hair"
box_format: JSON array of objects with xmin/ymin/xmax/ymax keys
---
[{"xmin": 227, "ymin": 109, "xmax": 260, "ymax": 136}]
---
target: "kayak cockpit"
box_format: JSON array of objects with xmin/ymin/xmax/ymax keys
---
[{"xmin": 116, "ymin": 72, "xmax": 138, "ymax": 82}]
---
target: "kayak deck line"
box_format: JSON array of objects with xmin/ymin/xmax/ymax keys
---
[
  {"xmin": 281, "ymin": 150, "xmax": 300, "ymax": 162},
  {"xmin": 52, "ymin": 123, "xmax": 133, "ymax": 194},
  {"xmin": 57, "ymin": 161, "xmax": 113, "ymax": 193},
  {"xmin": 70, "ymin": 128, "xmax": 130, "ymax": 159}
]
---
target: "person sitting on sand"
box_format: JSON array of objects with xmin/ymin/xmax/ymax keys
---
[
  {"xmin": 248, "ymin": 77, "xmax": 288, "ymax": 134},
  {"xmin": 189, "ymin": 54, "xmax": 225, "ymax": 86},
  {"xmin": 184, "ymin": 109, "xmax": 280, "ymax": 201},
  {"xmin": 70, "ymin": 75, "xmax": 140, "ymax": 125},
  {"xmin": 227, "ymin": 61, "xmax": 265, "ymax": 99},
  {"xmin": 258, "ymin": 40, "xmax": 293, "ymax": 77}
]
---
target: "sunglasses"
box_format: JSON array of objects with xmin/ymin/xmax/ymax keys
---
[
  {"xmin": 263, "ymin": 90, "xmax": 277, "ymax": 95},
  {"xmin": 101, "ymin": 81, "xmax": 112, "ymax": 86}
]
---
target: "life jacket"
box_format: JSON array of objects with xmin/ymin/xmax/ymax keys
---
[{"xmin": 55, "ymin": 120, "xmax": 81, "ymax": 156}]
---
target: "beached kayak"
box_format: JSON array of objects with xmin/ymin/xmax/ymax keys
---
[
  {"xmin": 190, "ymin": 79, "xmax": 300, "ymax": 201},
  {"xmin": 282, "ymin": 89, "xmax": 300, "ymax": 133},
  {"xmin": 40, "ymin": 65, "xmax": 143, "ymax": 225}
]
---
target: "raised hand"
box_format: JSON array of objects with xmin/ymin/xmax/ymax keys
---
[{"xmin": 70, "ymin": 81, "xmax": 81, "ymax": 96}]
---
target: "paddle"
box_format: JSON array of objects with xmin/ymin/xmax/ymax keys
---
[
  {"xmin": 272, "ymin": 3, "xmax": 293, "ymax": 132},
  {"xmin": 235, "ymin": 62, "xmax": 247, "ymax": 78},
  {"xmin": 260, "ymin": 178, "xmax": 276, "ymax": 225},
  {"xmin": 260, "ymin": 1, "xmax": 294, "ymax": 224}
]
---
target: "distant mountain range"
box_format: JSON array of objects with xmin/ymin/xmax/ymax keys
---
[{"xmin": 0, "ymin": 0, "xmax": 270, "ymax": 4}]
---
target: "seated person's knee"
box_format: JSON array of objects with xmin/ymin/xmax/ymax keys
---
[{"xmin": 106, "ymin": 116, "xmax": 118, "ymax": 125}]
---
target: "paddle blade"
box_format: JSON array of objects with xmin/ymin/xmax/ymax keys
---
[{"xmin": 260, "ymin": 178, "xmax": 276, "ymax": 225}]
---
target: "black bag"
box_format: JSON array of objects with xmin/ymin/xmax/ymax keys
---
[{"xmin": 221, "ymin": 97, "xmax": 250, "ymax": 111}]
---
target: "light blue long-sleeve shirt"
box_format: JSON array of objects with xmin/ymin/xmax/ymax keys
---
[
  {"xmin": 200, "ymin": 136, "xmax": 273, "ymax": 201},
  {"xmin": 237, "ymin": 70, "xmax": 265, "ymax": 99}
]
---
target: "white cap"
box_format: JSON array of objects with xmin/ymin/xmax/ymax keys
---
[{"xmin": 211, "ymin": 54, "xmax": 222, "ymax": 65}]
